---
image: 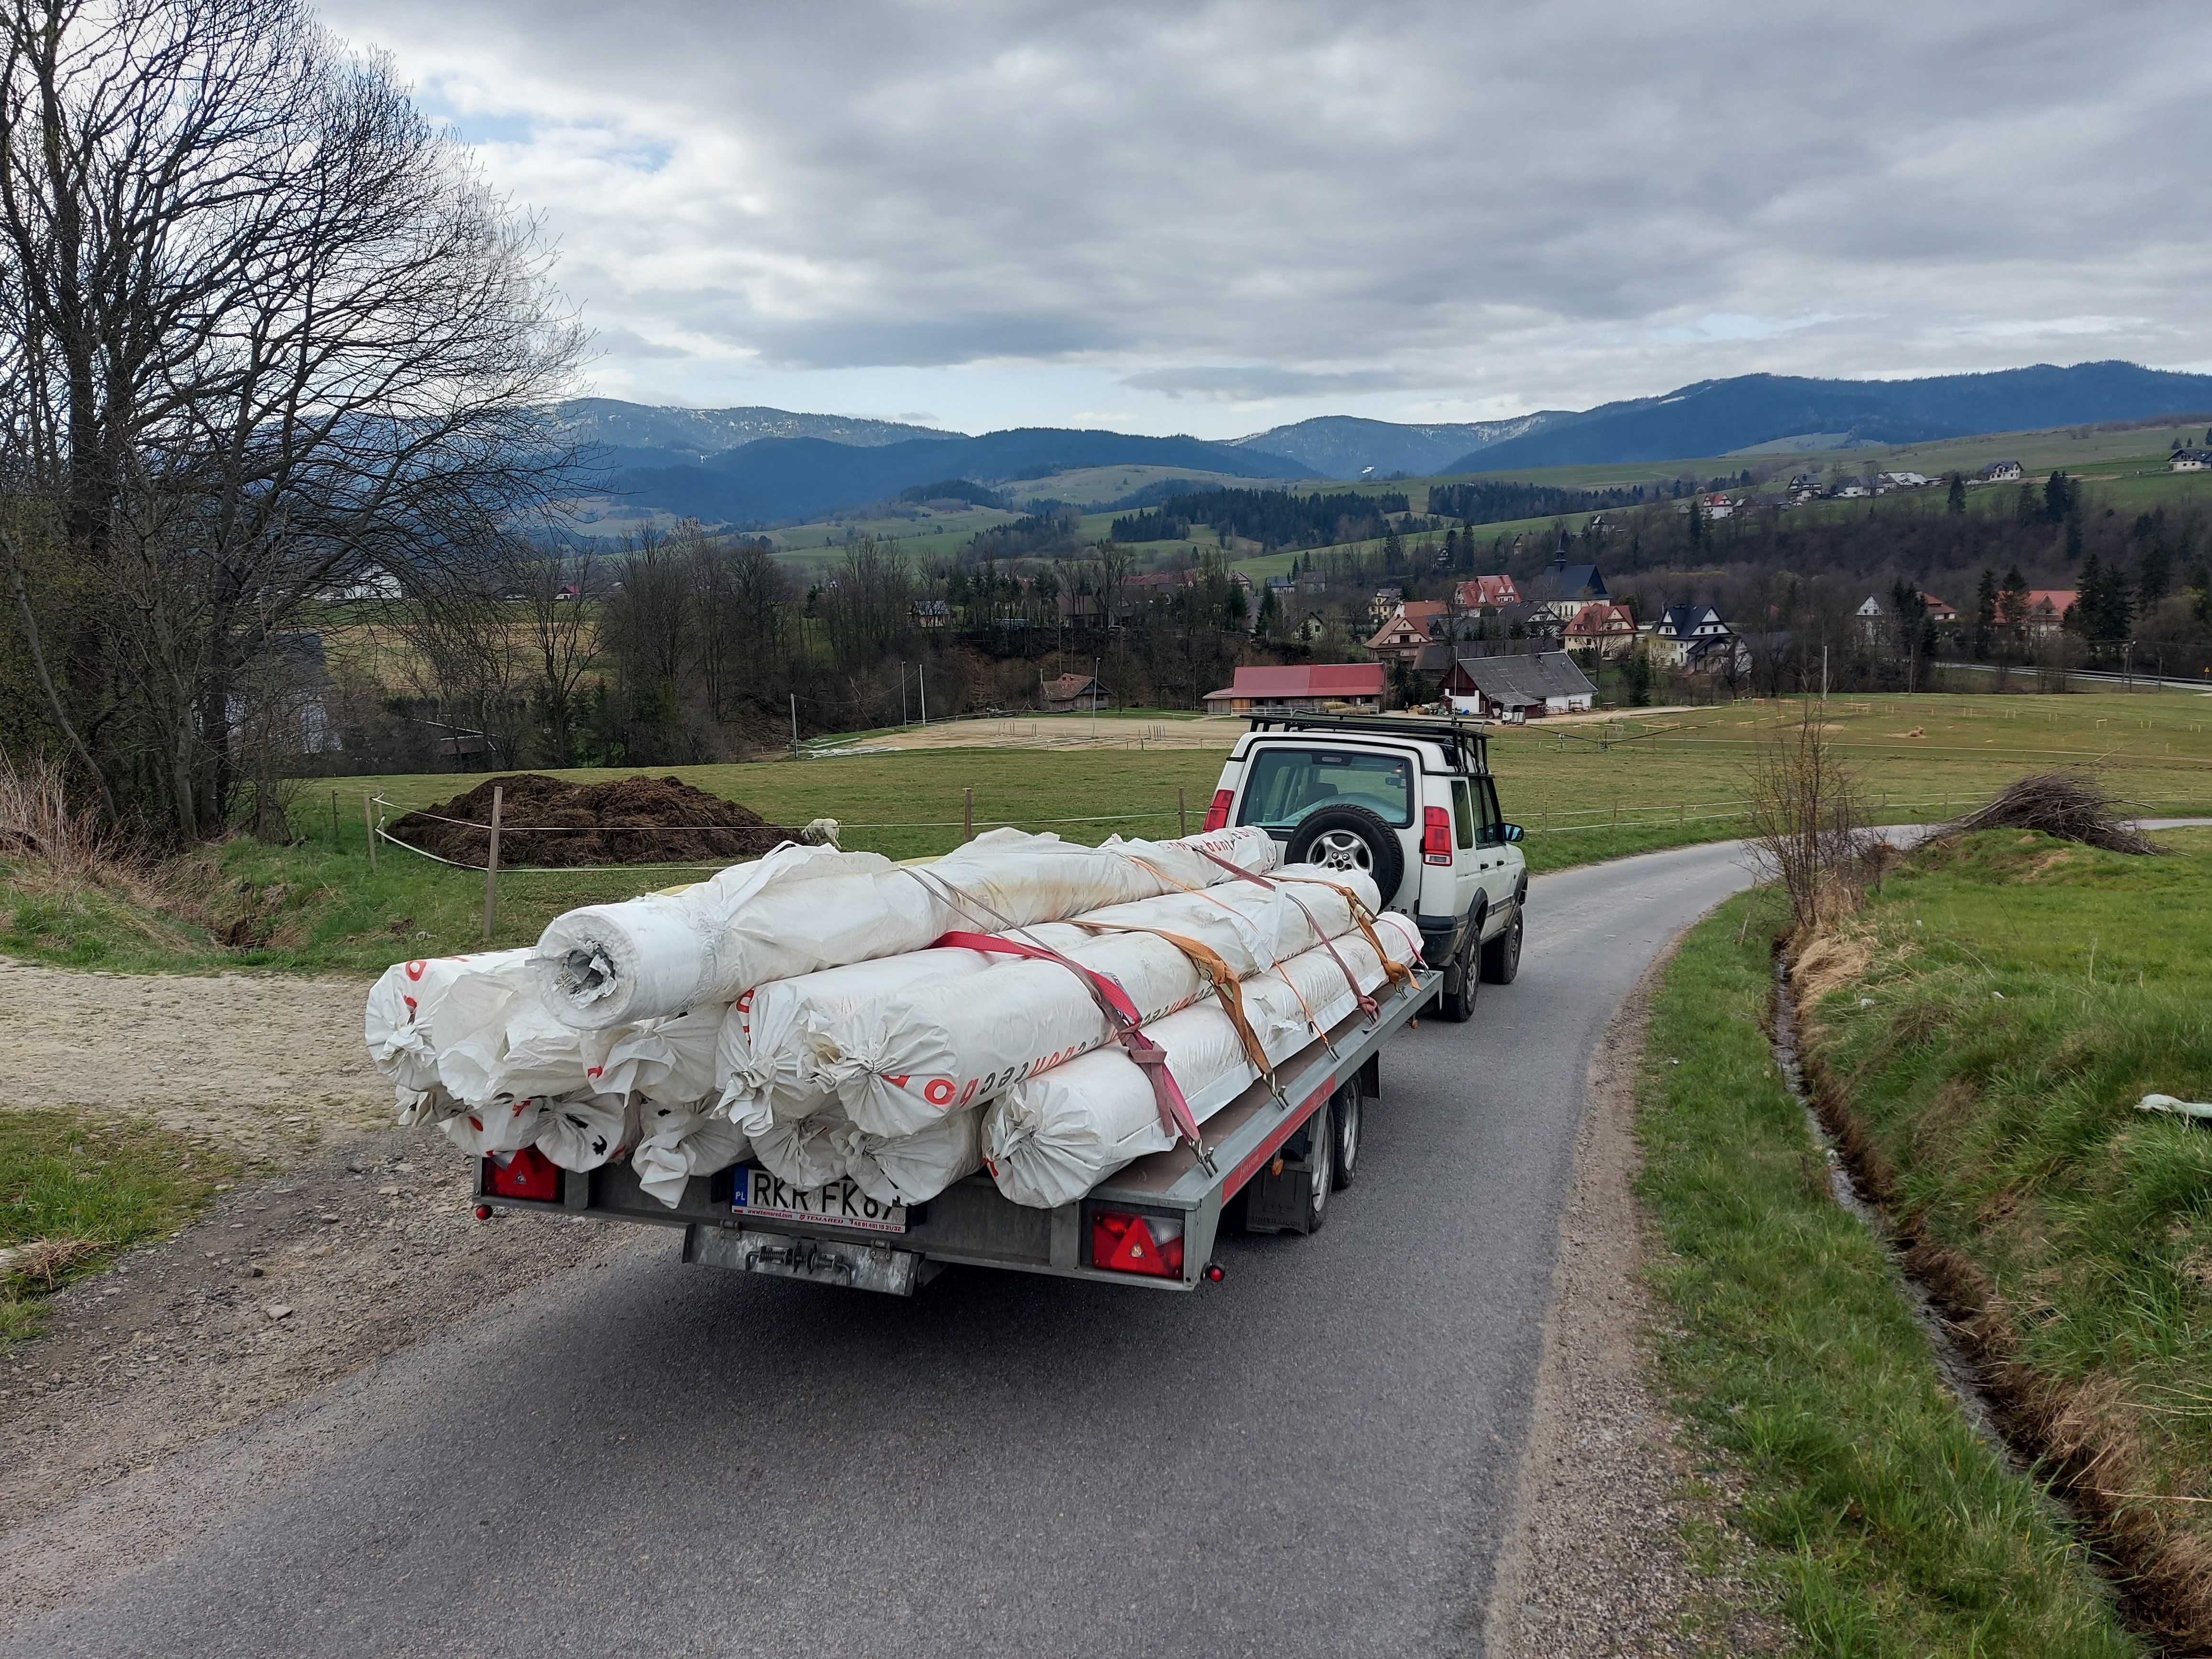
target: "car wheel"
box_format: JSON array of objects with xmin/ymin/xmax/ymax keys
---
[
  {"xmin": 1480, "ymin": 904, "xmax": 1524, "ymax": 985},
  {"xmin": 1330, "ymin": 1080, "xmax": 1362, "ymax": 1190},
  {"xmin": 1283, "ymin": 804, "xmax": 1405, "ymax": 903},
  {"xmin": 1435, "ymin": 931, "xmax": 1478, "ymax": 1022}
]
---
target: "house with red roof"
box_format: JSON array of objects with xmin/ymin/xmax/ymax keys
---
[
  {"xmin": 1563, "ymin": 601, "xmax": 1639, "ymax": 659},
  {"xmin": 1453, "ymin": 575, "xmax": 1520, "ymax": 611},
  {"xmin": 1202, "ymin": 663, "xmax": 1387, "ymax": 715}
]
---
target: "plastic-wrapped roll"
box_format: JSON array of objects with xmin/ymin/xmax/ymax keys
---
[
  {"xmin": 984, "ymin": 914, "xmax": 1421, "ymax": 1209},
  {"xmin": 597, "ymin": 1003, "xmax": 729, "ymax": 1106},
  {"xmin": 747, "ymin": 1103, "xmax": 862, "ymax": 1191},
  {"xmin": 716, "ymin": 946, "xmax": 1000, "ymax": 1133},
  {"xmin": 820, "ymin": 867, "xmax": 1382, "ymax": 1139},
  {"xmin": 364, "ymin": 949, "xmax": 538, "ymax": 1097},
  {"xmin": 846, "ymin": 1108, "xmax": 984, "ymax": 1207},
  {"xmin": 531, "ymin": 826, "xmax": 1280, "ymax": 1031},
  {"xmin": 631, "ymin": 1103, "xmax": 752, "ymax": 1208},
  {"xmin": 437, "ymin": 1094, "xmax": 553, "ymax": 1157}
]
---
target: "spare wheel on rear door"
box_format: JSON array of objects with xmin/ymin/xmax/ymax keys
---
[{"xmin": 1285, "ymin": 804, "xmax": 1405, "ymax": 903}]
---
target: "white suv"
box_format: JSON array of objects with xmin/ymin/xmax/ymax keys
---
[{"xmin": 1201, "ymin": 712, "xmax": 1526, "ymax": 1021}]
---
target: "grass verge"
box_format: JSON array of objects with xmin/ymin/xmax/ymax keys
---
[
  {"xmin": 1795, "ymin": 827, "xmax": 2212, "ymax": 1645},
  {"xmin": 1, "ymin": 1110, "xmax": 241, "ymax": 1345},
  {"xmin": 1637, "ymin": 889, "xmax": 2137, "ymax": 1657}
]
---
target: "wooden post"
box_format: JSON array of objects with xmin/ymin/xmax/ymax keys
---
[
  {"xmin": 363, "ymin": 794, "xmax": 378, "ymax": 870},
  {"xmin": 1178, "ymin": 786, "xmax": 1188, "ymax": 836},
  {"xmin": 482, "ymin": 785, "xmax": 503, "ymax": 942},
  {"xmin": 331, "ymin": 790, "xmax": 340, "ymax": 851},
  {"xmin": 962, "ymin": 787, "xmax": 974, "ymax": 843}
]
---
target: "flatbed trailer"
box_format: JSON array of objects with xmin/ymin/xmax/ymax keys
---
[{"xmin": 476, "ymin": 964, "xmax": 1439, "ymax": 1295}]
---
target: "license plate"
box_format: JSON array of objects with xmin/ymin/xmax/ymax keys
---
[{"xmin": 731, "ymin": 1165, "xmax": 907, "ymax": 1234}]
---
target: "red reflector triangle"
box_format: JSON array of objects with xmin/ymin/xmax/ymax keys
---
[{"xmin": 1102, "ymin": 1216, "xmax": 1165, "ymax": 1275}]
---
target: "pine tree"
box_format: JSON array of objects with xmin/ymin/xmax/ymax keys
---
[
  {"xmin": 2065, "ymin": 502, "xmax": 2083, "ymax": 563},
  {"xmin": 1947, "ymin": 472, "xmax": 1967, "ymax": 514},
  {"xmin": 2044, "ymin": 470, "xmax": 2072, "ymax": 522},
  {"xmin": 1973, "ymin": 568, "xmax": 1997, "ymax": 660},
  {"xmin": 2139, "ymin": 540, "xmax": 2172, "ymax": 610}
]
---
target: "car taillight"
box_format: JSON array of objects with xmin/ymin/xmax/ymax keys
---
[
  {"xmin": 485, "ymin": 1145, "xmax": 560, "ymax": 1202},
  {"xmin": 1423, "ymin": 806, "xmax": 1453, "ymax": 865},
  {"xmin": 1202, "ymin": 788, "xmax": 1234, "ymax": 832},
  {"xmin": 1092, "ymin": 1211, "xmax": 1185, "ymax": 1278}
]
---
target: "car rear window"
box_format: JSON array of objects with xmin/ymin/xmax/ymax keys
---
[{"xmin": 1237, "ymin": 747, "xmax": 1415, "ymax": 830}]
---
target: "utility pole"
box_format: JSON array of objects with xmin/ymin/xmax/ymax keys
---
[
  {"xmin": 1821, "ymin": 643, "xmax": 1829, "ymax": 706},
  {"xmin": 919, "ymin": 661, "xmax": 929, "ymax": 725},
  {"xmin": 790, "ymin": 693, "xmax": 799, "ymax": 750},
  {"xmin": 899, "ymin": 661, "xmax": 908, "ymax": 726},
  {"xmin": 1092, "ymin": 656, "xmax": 1100, "ymax": 741}
]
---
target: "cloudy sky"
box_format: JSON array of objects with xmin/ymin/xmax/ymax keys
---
[{"xmin": 326, "ymin": 0, "xmax": 2212, "ymax": 437}]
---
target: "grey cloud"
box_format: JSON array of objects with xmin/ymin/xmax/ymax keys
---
[
  {"xmin": 328, "ymin": 0, "xmax": 2212, "ymax": 415},
  {"xmin": 595, "ymin": 326, "xmax": 689, "ymax": 361}
]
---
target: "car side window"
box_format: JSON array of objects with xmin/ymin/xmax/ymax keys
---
[
  {"xmin": 1479, "ymin": 778, "xmax": 1504, "ymax": 842},
  {"xmin": 1451, "ymin": 779, "xmax": 1475, "ymax": 849}
]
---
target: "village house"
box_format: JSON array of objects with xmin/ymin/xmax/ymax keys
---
[
  {"xmin": 1855, "ymin": 595, "xmax": 1885, "ymax": 643},
  {"xmin": 1563, "ymin": 601, "xmax": 1639, "ymax": 659},
  {"xmin": 1879, "ymin": 471, "xmax": 1931, "ymax": 490},
  {"xmin": 1038, "ymin": 672, "xmax": 1109, "ymax": 713},
  {"xmin": 911, "ymin": 598, "xmax": 951, "ymax": 629},
  {"xmin": 1452, "ymin": 574, "xmax": 1520, "ymax": 611},
  {"xmin": 1919, "ymin": 593, "xmax": 1960, "ymax": 626},
  {"xmin": 1526, "ymin": 554, "xmax": 1610, "ymax": 623},
  {"xmin": 1438, "ymin": 651, "xmax": 1597, "ymax": 721},
  {"xmin": 1647, "ymin": 603, "xmax": 1732, "ymax": 668},
  {"xmin": 2009, "ymin": 589, "xmax": 2078, "ymax": 637},
  {"xmin": 1364, "ymin": 597, "xmax": 1448, "ymax": 665},
  {"xmin": 2172, "ymin": 449, "xmax": 2212, "ymax": 473},
  {"xmin": 1980, "ymin": 460, "xmax": 2024, "ymax": 483},
  {"xmin": 1370, "ymin": 588, "xmax": 1407, "ymax": 624},
  {"xmin": 1202, "ymin": 662, "xmax": 1386, "ymax": 716}
]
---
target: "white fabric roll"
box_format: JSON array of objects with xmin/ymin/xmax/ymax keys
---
[
  {"xmin": 983, "ymin": 913, "xmax": 1422, "ymax": 1209},
  {"xmin": 631, "ymin": 1102, "xmax": 753, "ymax": 1208},
  {"xmin": 531, "ymin": 826, "xmax": 1279, "ymax": 1030},
  {"xmin": 364, "ymin": 950, "xmax": 537, "ymax": 1096},
  {"xmin": 598, "ymin": 1004, "xmax": 729, "ymax": 1105},
  {"xmin": 533, "ymin": 1093, "xmax": 637, "ymax": 1172},
  {"xmin": 436, "ymin": 1095, "xmax": 553, "ymax": 1157},
  {"xmin": 821, "ymin": 866, "xmax": 1382, "ymax": 1139},
  {"xmin": 847, "ymin": 1108, "xmax": 984, "ymax": 1207},
  {"xmin": 716, "ymin": 946, "xmax": 999, "ymax": 1133},
  {"xmin": 748, "ymin": 1103, "xmax": 862, "ymax": 1191}
]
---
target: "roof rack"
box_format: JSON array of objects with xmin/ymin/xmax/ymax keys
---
[{"xmin": 1243, "ymin": 709, "xmax": 1492, "ymax": 773}]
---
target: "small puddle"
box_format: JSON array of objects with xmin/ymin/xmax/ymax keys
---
[{"xmin": 1769, "ymin": 958, "xmax": 2010, "ymax": 1452}]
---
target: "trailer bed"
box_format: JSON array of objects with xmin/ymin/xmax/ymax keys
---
[{"xmin": 477, "ymin": 965, "xmax": 1438, "ymax": 1294}]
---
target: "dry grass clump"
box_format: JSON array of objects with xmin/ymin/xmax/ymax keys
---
[
  {"xmin": 1945, "ymin": 770, "xmax": 2161, "ymax": 855},
  {"xmin": 0, "ymin": 752, "xmax": 166, "ymax": 908},
  {"xmin": 0, "ymin": 1235, "xmax": 103, "ymax": 1288}
]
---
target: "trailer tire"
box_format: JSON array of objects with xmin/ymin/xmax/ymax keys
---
[
  {"xmin": 1329, "ymin": 1080, "xmax": 1362, "ymax": 1191},
  {"xmin": 1299, "ymin": 1097, "xmax": 1334, "ymax": 1231}
]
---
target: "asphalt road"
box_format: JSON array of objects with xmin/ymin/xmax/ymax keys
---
[{"xmin": 11, "ymin": 839, "xmax": 1768, "ymax": 1659}]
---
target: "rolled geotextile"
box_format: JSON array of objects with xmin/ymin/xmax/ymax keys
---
[
  {"xmin": 531, "ymin": 825, "xmax": 1279, "ymax": 1030},
  {"xmin": 748, "ymin": 1103, "xmax": 860, "ymax": 1191},
  {"xmin": 847, "ymin": 1107, "xmax": 984, "ymax": 1207},
  {"xmin": 596, "ymin": 1004, "xmax": 728, "ymax": 1106},
  {"xmin": 818, "ymin": 867, "xmax": 1382, "ymax": 1139},
  {"xmin": 365, "ymin": 949, "xmax": 539, "ymax": 1098},
  {"xmin": 983, "ymin": 913, "xmax": 1422, "ymax": 1209},
  {"xmin": 714, "ymin": 946, "xmax": 1001, "ymax": 1133},
  {"xmin": 632, "ymin": 1103, "xmax": 752, "ymax": 1208}
]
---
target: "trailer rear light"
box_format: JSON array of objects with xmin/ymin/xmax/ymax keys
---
[
  {"xmin": 485, "ymin": 1145, "xmax": 560, "ymax": 1202},
  {"xmin": 1091, "ymin": 1211, "xmax": 1185, "ymax": 1278},
  {"xmin": 1202, "ymin": 788, "xmax": 1234, "ymax": 832},
  {"xmin": 1422, "ymin": 806, "xmax": 1453, "ymax": 865}
]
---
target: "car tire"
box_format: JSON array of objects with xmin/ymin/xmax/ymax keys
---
[
  {"xmin": 1284, "ymin": 804, "xmax": 1405, "ymax": 902},
  {"xmin": 1480, "ymin": 904, "xmax": 1524, "ymax": 985},
  {"xmin": 1435, "ymin": 930, "xmax": 1478, "ymax": 1022},
  {"xmin": 1329, "ymin": 1080, "xmax": 1362, "ymax": 1191}
]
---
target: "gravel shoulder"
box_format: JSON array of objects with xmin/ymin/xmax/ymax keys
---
[{"xmin": 1483, "ymin": 950, "xmax": 1778, "ymax": 1659}]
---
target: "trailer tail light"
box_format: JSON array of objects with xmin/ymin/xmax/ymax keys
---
[
  {"xmin": 1202, "ymin": 788, "xmax": 1234, "ymax": 832},
  {"xmin": 1091, "ymin": 1211, "xmax": 1185, "ymax": 1278},
  {"xmin": 484, "ymin": 1145, "xmax": 560, "ymax": 1202},
  {"xmin": 1423, "ymin": 806, "xmax": 1453, "ymax": 865}
]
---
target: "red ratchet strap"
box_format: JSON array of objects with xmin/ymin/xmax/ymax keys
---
[
  {"xmin": 937, "ymin": 930, "xmax": 1214, "ymax": 1170},
  {"xmin": 1193, "ymin": 848, "xmax": 1379, "ymax": 1023}
]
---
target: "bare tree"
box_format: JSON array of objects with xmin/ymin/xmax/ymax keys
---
[
  {"xmin": 0, "ymin": 0, "xmax": 584, "ymax": 838},
  {"xmin": 1743, "ymin": 703, "xmax": 1869, "ymax": 933},
  {"xmin": 512, "ymin": 541, "xmax": 598, "ymax": 762},
  {"xmin": 818, "ymin": 535, "xmax": 909, "ymax": 668},
  {"xmin": 692, "ymin": 534, "xmax": 789, "ymax": 720}
]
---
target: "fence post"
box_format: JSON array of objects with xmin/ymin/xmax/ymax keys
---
[
  {"xmin": 331, "ymin": 789, "xmax": 340, "ymax": 851},
  {"xmin": 1179, "ymin": 786, "xmax": 1188, "ymax": 836},
  {"xmin": 482, "ymin": 784, "xmax": 503, "ymax": 943},
  {"xmin": 363, "ymin": 794, "xmax": 378, "ymax": 871},
  {"xmin": 962, "ymin": 787, "xmax": 974, "ymax": 843}
]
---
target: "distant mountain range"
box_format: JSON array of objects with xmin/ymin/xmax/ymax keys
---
[
  {"xmin": 565, "ymin": 363, "xmax": 2212, "ymax": 529},
  {"xmin": 603, "ymin": 428, "xmax": 1305, "ymax": 527},
  {"xmin": 1225, "ymin": 413, "xmax": 1570, "ymax": 478},
  {"xmin": 1442, "ymin": 362, "xmax": 2212, "ymax": 472}
]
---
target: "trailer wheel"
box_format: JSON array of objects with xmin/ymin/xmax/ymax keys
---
[
  {"xmin": 1299, "ymin": 1098, "xmax": 1334, "ymax": 1231},
  {"xmin": 1330, "ymin": 1080, "xmax": 1362, "ymax": 1190}
]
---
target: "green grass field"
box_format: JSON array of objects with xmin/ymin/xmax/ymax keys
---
[
  {"xmin": 1798, "ymin": 827, "xmax": 2212, "ymax": 1642},
  {"xmin": 1638, "ymin": 887, "xmax": 2141, "ymax": 1656},
  {"xmin": 4, "ymin": 692, "xmax": 2208, "ymax": 978}
]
